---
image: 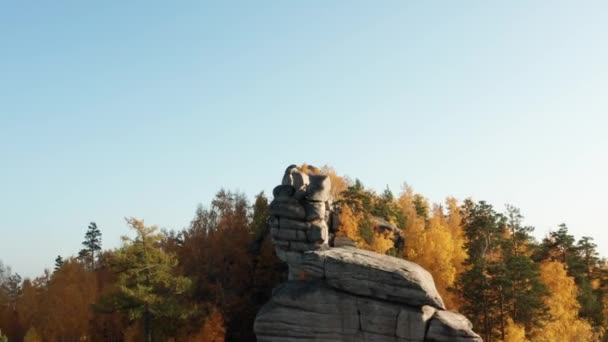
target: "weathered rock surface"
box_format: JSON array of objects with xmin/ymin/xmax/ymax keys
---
[
  {"xmin": 426, "ymin": 310, "xmax": 482, "ymax": 342},
  {"xmin": 299, "ymin": 247, "xmax": 445, "ymax": 310},
  {"xmin": 269, "ymin": 198, "xmax": 306, "ymax": 220},
  {"xmin": 270, "ymin": 165, "xmax": 332, "ymax": 273},
  {"xmin": 255, "ymin": 165, "xmax": 482, "ymax": 342},
  {"xmin": 307, "ymin": 174, "xmax": 331, "ymax": 202},
  {"xmin": 255, "ymin": 280, "xmax": 430, "ymax": 342},
  {"xmin": 334, "ymin": 236, "xmax": 357, "ymax": 248}
]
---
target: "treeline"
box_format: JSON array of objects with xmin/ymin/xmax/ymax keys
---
[
  {"xmin": 0, "ymin": 190, "xmax": 285, "ymax": 341},
  {"xmin": 1, "ymin": 166, "xmax": 607, "ymax": 341}
]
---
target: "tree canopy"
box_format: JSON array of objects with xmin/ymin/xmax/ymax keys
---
[{"xmin": 1, "ymin": 166, "xmax": 607, "ymax": 341}]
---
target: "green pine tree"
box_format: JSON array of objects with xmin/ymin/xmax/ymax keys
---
[
  {"xmin": 101, "ymin": 218, "xmax": 193, "ymax": 342},
  {"xmin": 501, "ymin": 205, "xmax": 548, "ymax": 334},
  {"xmin": 251, "ymin": 191, "xmax": 270, "ymax": 239},
  {"xmin": 54, "ymin": 255, "xmax": 64, "ymax": 272},
  {"xmin": 455, "ymin": 199, "xmax": 506, "ymax": 342},
  {"xmin": 80, "ymin": 222, "xmax": 102, "ymax": 269}
]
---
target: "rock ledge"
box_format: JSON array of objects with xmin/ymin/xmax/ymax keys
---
[{"xmin": 254, "ymin": 165, "xmax": 482, "ymax": 342}]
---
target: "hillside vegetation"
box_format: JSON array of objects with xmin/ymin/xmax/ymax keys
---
[{"xmin": 1, "ymin": 166, "xmax": 606, "ymax": 342}]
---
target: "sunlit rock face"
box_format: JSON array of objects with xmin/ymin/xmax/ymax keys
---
[
  {"xmin": 269, "ymin": 165, "xmax": 332, "ymax": 278},
  {"xmin": 255, "ymin": 165, "xmax": 482, "ymax": 342}
]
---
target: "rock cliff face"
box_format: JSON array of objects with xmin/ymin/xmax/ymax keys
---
[{"xmin": 254, "ymin": 165, "xmax": 482, "ymax": 342}]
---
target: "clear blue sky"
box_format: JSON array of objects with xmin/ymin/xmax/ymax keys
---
[{"xmin": 1, "ymin": 1, "xmax": 607, "ymax": 278}]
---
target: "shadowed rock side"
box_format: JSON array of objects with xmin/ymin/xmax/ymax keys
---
[{"xmin": 254, "ymin": 165, "xmax": 482, "ymax": 342}]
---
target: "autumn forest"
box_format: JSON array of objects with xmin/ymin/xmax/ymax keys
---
[{"xmin": 1, "ymin": 166, "xmax": 606, "ymax": 342}]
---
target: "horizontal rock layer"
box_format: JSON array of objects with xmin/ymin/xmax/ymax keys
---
[
  {"xmin": 255, "ymin": 280, "xmax": 429, "ymax": 342},
  {"xmin": 299, "ymin": 247, "xmax": 446, "ymax": 310},
  {"xmin": 255, "ymin": 280, "xmax": 480, "ymax": 342}
]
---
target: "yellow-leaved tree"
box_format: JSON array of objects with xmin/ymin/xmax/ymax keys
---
[
  {"xmin": 398, "ymin": 186, "xmax": 459, "ymax": 309},
  {"xmin": 446, "ymin": 197, "xmax": 467, "ymax": 275},
  {"xmin": 421, "ymin": 207, "xmax": 458, "ymax": 308},
  {"xmin": 504, "ymin": 318, "xmax": 526, "ymax": 342},
  {"xmin": 534, "ymin": 261, "xmax": 595, "ymax": 341},
  {"xmin": 337, "ymin": 203, "xmax": 360, "ymax": 242},
  {"xmin": 445, "ymin": 197, "xmax": 467, "ymax": 310},
  {"xmin": 370, "ymin": 232, "xmax": 394, "ymax": 255},
  {"xmin": 398, "ymin": 184, "xmax": 426, "ymax": 261}
]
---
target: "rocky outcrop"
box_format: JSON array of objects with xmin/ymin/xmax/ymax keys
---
[
  {"xmin": 269, "ymin": 165, "xmax": 332, "ymax": 274},
  {"xmin": 254, "ymin": 165, "xmax": 482, "ymax": 342},
  {"xmin": 299, "ymin": 247, "xmax": 445, "ymax": 310}
]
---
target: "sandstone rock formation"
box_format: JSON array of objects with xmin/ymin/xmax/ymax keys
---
[
  {"xmin": 269, "ymin": 165, "xmax": 332, "ymax": 272},
  {"xmin": 254, "ymin": 165, "xmax": 482, "ymax": 342}
]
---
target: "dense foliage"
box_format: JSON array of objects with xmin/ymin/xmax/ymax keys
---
[{"xmin": 1, "ymin": 166, "xmax": 607, "ymax": 341}]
